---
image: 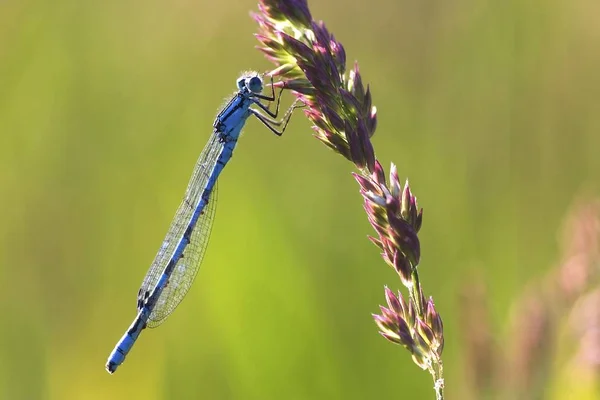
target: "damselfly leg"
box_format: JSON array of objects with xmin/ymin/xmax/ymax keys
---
[
  {"xmin": 249, "ymin": 100, "xmax": 302, "ymax": 136},
  {"xmin": 250, "ymin": 75, "xmax": 304, "ymax": 136}
]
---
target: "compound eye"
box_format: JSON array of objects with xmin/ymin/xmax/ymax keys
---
[{"xmin": 247, "ymin": 76, "xmax": 263, "ymax": 93}]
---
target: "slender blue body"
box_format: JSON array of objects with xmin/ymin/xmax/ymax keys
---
[{"xmin": 106, "ymin": 73, "xmax": 298, "ymax": 374}]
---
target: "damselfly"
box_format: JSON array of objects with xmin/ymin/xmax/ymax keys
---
[{"xmin": 106, "ymin": 72, "xmax": 298, "ymax": 374}]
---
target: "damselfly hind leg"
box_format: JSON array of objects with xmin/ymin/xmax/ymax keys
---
[{"xmin": 249, "ymin": 99, "xmax": 303, "ymax": 136}]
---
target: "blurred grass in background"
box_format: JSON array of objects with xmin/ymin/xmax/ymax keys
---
[{"xmin": 0, "ymin": 0, "xmax": 599, "ymax": 399}]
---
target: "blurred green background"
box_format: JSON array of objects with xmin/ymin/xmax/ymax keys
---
[{"xmin": 1, "ymin": 0, "xmax": 599, "ymax": 399}]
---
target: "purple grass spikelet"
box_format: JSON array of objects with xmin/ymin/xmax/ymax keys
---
[{"xmin": 253, "ymin": 1, "xmax": 444, "ymax": 398}]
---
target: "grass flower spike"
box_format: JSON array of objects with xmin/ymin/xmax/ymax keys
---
[
  {"xmin": 253, "ymin": 1, "xmax": 444, "ymax": 398},
  {"xmin": 254, "ymin": 1, "xmax": 377, "ymax": 172}
]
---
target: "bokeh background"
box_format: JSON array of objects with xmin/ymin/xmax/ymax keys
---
[{"xmin": 1, "ymin": 0, "xmax": 599, "ymax": 399}]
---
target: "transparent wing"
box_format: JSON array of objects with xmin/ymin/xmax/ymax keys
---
[
  {"xmin": 147, "ymin": 182, "xmax": 217, "ymax": 327},
  {"xmin": 137, "ymin": 131, "xmax": 222, "ymax": 326}
]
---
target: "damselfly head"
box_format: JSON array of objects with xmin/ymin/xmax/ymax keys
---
[{"xmin": 237, "ymin": 73, "xmax": 263, "ymax": 94}]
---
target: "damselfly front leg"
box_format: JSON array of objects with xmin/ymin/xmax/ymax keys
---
[{"xmin": 252, "ymin": 75, "xmax": 287, "ymax": 118}]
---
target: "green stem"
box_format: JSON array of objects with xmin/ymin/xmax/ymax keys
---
[
  {"xmin": 408, "ymin": 265, "xmax": 444, "ymax": 400},
  {"xmin": 432, "ymin": 355, "xmax": 445, "ymax": 400},
  {"xmin": 409, "ymin": 264, "xmax": 424, "ymax": 316}
]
